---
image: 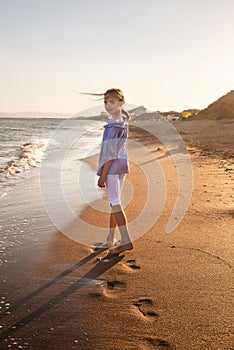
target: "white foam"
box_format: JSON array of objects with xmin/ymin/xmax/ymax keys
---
[{"xmin": 0, "ymin": 138, "xmax": 49, "ymax": 178}]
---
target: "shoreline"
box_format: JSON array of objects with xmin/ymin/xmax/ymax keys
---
[{"xmin": 0, "ymin": 119, "xmax": 233, "ymax": 349}]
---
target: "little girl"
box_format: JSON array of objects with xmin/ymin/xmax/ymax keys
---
[{"xmin": 96, "ymin": 88, "xmax": 133, "ymax": 254}]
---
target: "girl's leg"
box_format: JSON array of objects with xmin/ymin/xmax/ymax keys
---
[
  {"xmin": 108, "ymin": 174, "xmax": 124, "ymax": 245},
  {"xmin": 106, "ymin": 175, "xmax": 119, "ymax": 247},
  {"xmin": 106, "ymin": 174, "xmax": 133, "ymax": 253},
  {"xmin": 107, "ymin": 212, "xmax": 117, "ymax": 247},
  {"xmin": 110, "ymin": 205, "xmax": 133, "ymax": 254}
]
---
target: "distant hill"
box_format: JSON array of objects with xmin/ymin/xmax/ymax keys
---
[
  {"xmin": 132, "ymin": 111, "xmax": 163, "ymax": 121},
  {"xmin": 196, "ymin": 90, "xmax": 234, "ymax": 120}
]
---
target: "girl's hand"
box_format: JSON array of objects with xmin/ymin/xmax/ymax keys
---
[
  {"xmin": 98, "ymin": 160, "xmax": 113, "ymax": 188},
  {"xmin": 98, "ymin": 175, "xmax": 106, "ymax": 188}
]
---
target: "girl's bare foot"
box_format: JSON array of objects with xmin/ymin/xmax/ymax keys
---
[{"xmin": 111, "ymin": 242, "xmax": 133, "ymax": 255}]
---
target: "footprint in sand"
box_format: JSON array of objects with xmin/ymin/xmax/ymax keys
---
[
  {"xmin": 125, "ymin": 259, "xmax": 141, "ymax": 270},
  {"xmin": 134, "ymin": 299, "xmax": 159, "ymax": 318},
  {"xmin": 107, "ymin": 280, "xmax": 127, "ymax": 291},
  {"xmin": 143, "ymin": 337, "xmax": 173, "ymax": 349}
]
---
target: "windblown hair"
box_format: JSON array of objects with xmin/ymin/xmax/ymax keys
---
[{"xmin": 80, "ymin": 88, "xmax": 130, "ymax": 120}]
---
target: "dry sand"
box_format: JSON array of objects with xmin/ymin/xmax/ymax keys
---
[{"xmin": 0, "ymin": 119, "xmax": 233, "ymax": 350}]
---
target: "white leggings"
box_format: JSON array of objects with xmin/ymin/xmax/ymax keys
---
[{"xmin": 106, "ymin": 174, "xmax": 125, "ymax": 206}]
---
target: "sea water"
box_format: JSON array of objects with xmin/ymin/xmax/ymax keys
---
[
  {"xmin": 0, "ymin": 117, "xmax": 103, "ymax": 196},
  {"xmin": 0, "ymin": 117, "xmax": 104, "ymax": 260}
]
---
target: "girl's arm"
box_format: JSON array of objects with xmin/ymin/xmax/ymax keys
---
[{"xmin": 97, "ymin": 160, "xmax": 114, "ymax": 187}]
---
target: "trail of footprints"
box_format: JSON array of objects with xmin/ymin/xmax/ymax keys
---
[
  {"xmin": 124, "ymin": 259, "xmax": 159, "ymax": 319},
  {"xmin": 125, "ymin": 260, "xmax": 173, "ymax": 348},
  {"xmin": 96, "ymin": 255, "xmax": 173, "ymax": 349}
]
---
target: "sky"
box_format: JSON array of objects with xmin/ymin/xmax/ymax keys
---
[{"xmin": 0, "ymin": 0, "xmax": 234, "ymax": 115}]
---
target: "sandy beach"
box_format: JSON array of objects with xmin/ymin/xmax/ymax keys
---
[{"xmin": 0, "ymin": 119, "xmax": 233, "ymax": 350}]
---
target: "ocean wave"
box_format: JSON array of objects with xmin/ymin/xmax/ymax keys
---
[{"xmin": 0, "ymin": 138, "xmax": 49, "ymax": 179}]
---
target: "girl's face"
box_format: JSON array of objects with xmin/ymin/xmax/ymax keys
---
[{"xmin": 104, "ymin": 94, "xmax": 124, "ymax": 118}]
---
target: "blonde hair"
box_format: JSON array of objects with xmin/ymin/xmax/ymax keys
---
[{"xmin": 80, "ymin": 88, "xmax": 130, "ymax": 120}]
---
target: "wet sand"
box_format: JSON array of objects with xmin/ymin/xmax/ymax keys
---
[{"xmin": 0, "ymin": 119, "xmax": 233, "ymax": 349}]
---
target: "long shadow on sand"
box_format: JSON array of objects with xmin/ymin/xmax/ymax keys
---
[
  {"xmin": 0, "ymin": 248, "xmax": 123, "ymax": 343},
  {"xmin": 141, "ymin": 145, "xmax": 189, "ymax": 165}
]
